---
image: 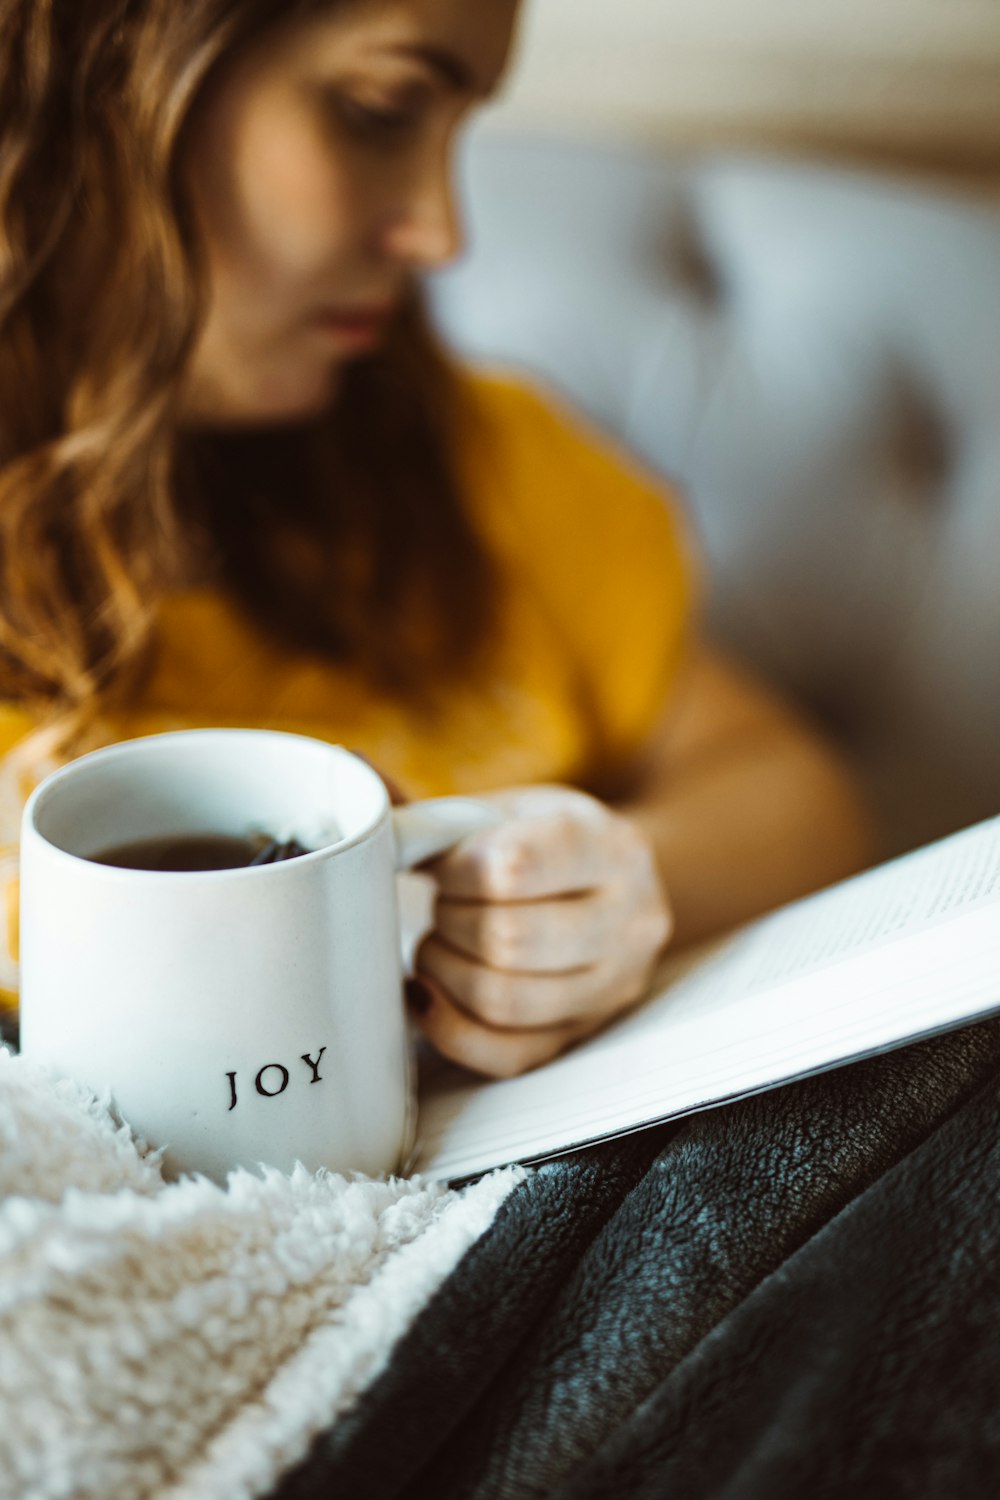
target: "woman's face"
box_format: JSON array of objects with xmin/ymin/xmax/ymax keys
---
[{"xmin": 181, "ymin": 0, "xmax": 519, "ymax": 426}]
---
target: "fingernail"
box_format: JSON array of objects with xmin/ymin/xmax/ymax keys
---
[{"xmin": 405, "ymin": 978, "xmax": 433, "ymax": 1017}]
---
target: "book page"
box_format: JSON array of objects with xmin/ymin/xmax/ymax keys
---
[
  {"xmin": 734, "ymin": 817, "xmax": 1000, "ymax": 992},
  {"xmin": 416, "ymin": 815, "xmax": 1000, "ymax": 1180}
]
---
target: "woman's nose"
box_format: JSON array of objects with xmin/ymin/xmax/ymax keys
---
[{"xmin": 380, "ymin": 149, "xmax": 464, "ymax": 271}]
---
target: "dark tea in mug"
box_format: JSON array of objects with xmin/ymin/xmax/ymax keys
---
[{"xmin": 91, "ymin": 834, "xmax": 310, "ymax": 871}]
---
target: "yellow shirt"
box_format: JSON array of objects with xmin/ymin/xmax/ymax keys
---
[{"xmin": 0, "ymin": 373, "xmax": 697, "ymax": 1006}]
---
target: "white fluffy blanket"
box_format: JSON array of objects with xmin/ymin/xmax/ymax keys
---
[{"xmin": 0, "ymin": 1046, "xmax": 522, "ymax": 1500}]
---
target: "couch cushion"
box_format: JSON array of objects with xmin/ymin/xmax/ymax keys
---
[{"xmin": 429, "ymin": 134, "xmax": 1000, "ymax": 856}]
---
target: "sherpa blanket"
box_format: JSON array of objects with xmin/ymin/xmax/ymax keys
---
[{"xmin": 0, "ymin": 1046, "xmax": 520, "ymax": 1500}]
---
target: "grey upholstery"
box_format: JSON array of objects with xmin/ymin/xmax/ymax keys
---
[{"xmin": 429, "ymin": 134, "xmax": 1000, "ymax": 859}]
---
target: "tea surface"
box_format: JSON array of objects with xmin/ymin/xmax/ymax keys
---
[{"xmin": 91, "ymin": 834, "xmax": 262, "ymax": 871}]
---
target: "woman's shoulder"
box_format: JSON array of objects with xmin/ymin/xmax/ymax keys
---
[
  {"xmin": 454, "ymin": 367, "xmax": 701, "ymax": 766},
  {"xmin": 455, "ymin": 364, "xmax": 699, "ymax": 594},
  {"xmin": 459, "ymin": 366, "xmax": 646, "ymax": 480}
]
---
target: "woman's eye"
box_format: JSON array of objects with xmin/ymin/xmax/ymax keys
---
[{"xmin": 332, "ymin": 93, "xmax": 424, "ymax": 142}]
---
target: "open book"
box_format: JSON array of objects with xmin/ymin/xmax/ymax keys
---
[{"xmin": 414, "ymin": 813, "xmax": 1000, "ymax": 1181}]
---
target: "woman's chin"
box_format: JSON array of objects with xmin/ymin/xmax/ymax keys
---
[
  {"xmin": 262, "ymin": 362, "xmax": 346, "ymax": 421},
  {"xmin": 180, "ymin": 364, "xmax": 342, "ymax": 429}
]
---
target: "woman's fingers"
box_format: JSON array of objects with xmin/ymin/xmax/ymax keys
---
[
  {"xmin": 412, "ymin": 784, "xmax": 674, "ymax": 1076},
  {"xmin": 428, "ymin": 787, "xmax": 624, "ymax": 901},
  {"xmin": 416, "ymin": 933, "xmax": 650, "ymax": 1031},
  {"xmin": 433, "ymin": 889, "xmax": 617, "ymax": 973},
  {"xmin": 406, "ymin": 973, "xmax": 601, "ymax": 1080}
]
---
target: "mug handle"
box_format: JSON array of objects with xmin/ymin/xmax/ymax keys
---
[
  {"xmin": 391, "ymin": 798, "xmax": 504, "ymax": 975},
  {"xmin": 391, "ymin": 796, "xmax": 503, "ymax": 871}
]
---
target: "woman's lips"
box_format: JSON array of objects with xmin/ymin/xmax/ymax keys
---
[{"xmin": 310, "ymin": 303, "xmax": 396, "ymax": 351}]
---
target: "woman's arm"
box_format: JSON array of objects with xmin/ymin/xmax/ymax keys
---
[
  {"xmin": 618, "ymin": 644, "xmax": 874, "ymax": 949},
  {"xmin": 411, "ymin": 641, "xmax": 874, "ymax": 1078}
]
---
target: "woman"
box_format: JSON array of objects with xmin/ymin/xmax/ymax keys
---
[{"xmin": 0, "ymin": 0, "xmax": 869, "ymax": 1075}]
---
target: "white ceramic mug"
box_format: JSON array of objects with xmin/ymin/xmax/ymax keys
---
[{"xmin": 18, "ymin": 729, "xmax": 498, "ymax": 1182}]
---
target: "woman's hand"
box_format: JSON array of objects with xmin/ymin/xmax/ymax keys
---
[{"xmin": 410, "ymin": 786, "xmax": 672, "ymax": 1078}]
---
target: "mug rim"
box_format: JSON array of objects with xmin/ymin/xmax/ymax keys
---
[{"xmin": 21, "ymin": 727, "xmax": 391, "ymax": 879}]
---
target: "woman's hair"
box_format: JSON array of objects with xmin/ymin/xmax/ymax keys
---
[{"xmin": 0, "ymin": 0, "xmax": 495, "ymax": 723}]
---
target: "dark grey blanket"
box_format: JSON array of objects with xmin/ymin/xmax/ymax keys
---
[{"xmin": 274, "ymin": 1016, "xmax": 1000, "ymax": 1499}]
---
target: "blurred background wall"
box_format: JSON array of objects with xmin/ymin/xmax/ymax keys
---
[{"xmin": 485, "ymin": 0, "xmax": 1000, "ymax": 187}]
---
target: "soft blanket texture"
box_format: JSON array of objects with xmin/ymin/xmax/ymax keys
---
[
  {"xmin": 0, "ymin": 1046, "xmax": 520, "ymax": 1500},
  {"xmin": 6, "ymin": 1018, "xmax": 999, "ymax": 1499},
  {"xmin": 273, "ymin": 1017, "xmax": 1000, "ymax": 1499}
]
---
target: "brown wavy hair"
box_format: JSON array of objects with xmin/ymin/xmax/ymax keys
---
[{"xmin": 0, "ymin": 0, "xmax": 495, "ymax": 727}]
